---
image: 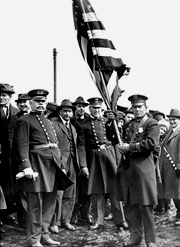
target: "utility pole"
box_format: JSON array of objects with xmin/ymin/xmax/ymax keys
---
[{"xmin": 53, "ymin": 48, "xmax": 57, "ymax": 103}]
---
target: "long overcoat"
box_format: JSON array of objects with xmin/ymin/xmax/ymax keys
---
[
  {"xmin": 13, "ymin": 112, "xmax": 73, "ymax": 193},
  {"xmin": 0, "ymin": 104, "xmax": 19, "ymax": 203},
  {"xmin": 77, "ymin": 116, "xmax": 117, "ymax": 195},
  {"xmin": 159, "ymin": 126, "xmax": 180, "ymax": 199},
  {"xmin": 121, "ymin": 116, "xmax": 160, "ymax": 205}
]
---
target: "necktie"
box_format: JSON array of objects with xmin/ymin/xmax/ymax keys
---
[
  {"xmin": 65, "ymin": 121, "xmax": 69, "ymax": 129},
  {"xmin": 0, "ymin": 106, "xmax": 8, "ymax": 119},
  {"xmin": 5, "ymin": 106, "xmax": 9, "ymax": 118}
]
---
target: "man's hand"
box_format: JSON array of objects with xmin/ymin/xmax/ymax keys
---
[
  {"xmin": 106, "ymin": 110, "xmax": 116, "ymax": 120},
  {"xmin": 119, "ymin": 143, "xmax": 130, "ymax": 154},
  {"xmin": 22, "ymin": 167, "xmax": 39, "ymax": 181},
  {"xmin": 81, "ymin": 167, "xmax": 89, "ymax": 179}
]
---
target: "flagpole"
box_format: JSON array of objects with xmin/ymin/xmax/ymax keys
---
[
  {"xmin": 99, "ymin": 71, "xmax": 125, "ymax": 223},
  {"xmin": 79, "ymin": 0, "xmax": 123, "ymax": 145},
  {"xmin": 78, "ymin": 0, "xmax": 125, "ymax": 222},
  {"xmin": 98, "ymin": 70, "xmax": 123, "ymax": 146},
  {"xmin": 53, "ymin": 48, "xmax": 57, "ymax": 103}
]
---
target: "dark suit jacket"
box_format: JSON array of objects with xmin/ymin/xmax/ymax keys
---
[
  {"xmin": 51, "ymin": 117, "xmax": 80, "ymax": 175},
  {"xmin": 0, "ymin": 104, "xmax": 19, "ymax": 199}
]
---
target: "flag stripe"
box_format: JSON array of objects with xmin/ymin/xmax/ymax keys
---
[
  {"xmin": 73, "ymin": 0, "xmax": 129, "ymax": 112},
  {"xmin": 83, "ymin": 12, "xmax": 99, "ymax": 22},
  {"xmin": 90, "ymin": 38, "xmax": 115, "ymax": 50},
  {"xmin": 87, "ymin": 29, "xmax": 109, "ymax": 40},
  {"xmin": 92, "ymin": 47, "xmax": 122, "ymax": 59}
]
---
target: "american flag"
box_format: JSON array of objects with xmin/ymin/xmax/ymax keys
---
[{"xmin": 72, "ymin": 0, "xmax": 130, "ymax": 111}]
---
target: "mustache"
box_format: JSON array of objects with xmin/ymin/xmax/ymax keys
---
[{"xmin": 36, "ymin": 106, "xmax": 45, "ymax": 110}]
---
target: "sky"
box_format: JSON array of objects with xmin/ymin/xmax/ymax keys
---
[{"xmin": 0, "ymin": 0, "xmax": 180, "ymax": 115}]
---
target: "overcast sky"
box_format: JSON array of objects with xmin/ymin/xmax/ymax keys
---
[{"xmin": 0, "ymin": 0, "xmax": 179, "ymax": 115}]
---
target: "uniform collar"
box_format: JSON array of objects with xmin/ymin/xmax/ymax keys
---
[{"xmin": 90, "ymin": 115, "xmax": 102, "ymax": 121}]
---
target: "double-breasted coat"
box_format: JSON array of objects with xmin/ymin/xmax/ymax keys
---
[
  {"xmin": 77, "ymin": 115, "xmax": 117, "ymax": 195},
  {"xmin": 121, "ymin": 116, "xmax": 160, "ymax": 205},
  {"xmin": 159, "ymin": 126, "xmax": 180, "ymax": 199},
  {"xmin": 13, "ymin": 112, "xmax": 72, "ymax": 193}
]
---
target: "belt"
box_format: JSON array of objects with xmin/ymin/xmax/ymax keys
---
[
  {"xmin": 31, "ymin": 143, "xmax": 58, "ymax": 150},
  {"xmin": 87, "ymin": 143, "xmax": 112, "ymax": 150},
  {"xmin": 97, "ymin": 144, "xmax": 112, "ymax": 151}
]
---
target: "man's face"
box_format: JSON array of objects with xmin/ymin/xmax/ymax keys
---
[
  {"xmin": 17, "ymin": 100, "xmax": 30, "ymax": 112},
  {"xmin": 169, "ymin": 117, "xmax": 180, "ymax": 129},
  {"xmin": 159, "ymin": 126, "xmax": 167, "ymax": 136},
  {"xmin": 132, "ymin": 103, "xmax": 147, "ymax": 118},
  {"xmin": 0, "ymin": 93, "xmax": 11, "ymax": 106},
  {"xmin": 75, "ymin": 104, "xmax": 85, "ymax": 116},
  {"xmin": 60, "ymin": 107, "xmax": 73, "ymax": 121},
  {"xmin": 154, "ymin": 114, "xmax": 164, "ymax": 122},
  {"xmin": 29, "ymin": 99, "xmax": 47, "ymax": 114},
  {"xmin": 89, "ymin": 105, "xmax": 102, "ymax": 118},
  {"xmin": 125, "ymin": 113, "xmax": 134, "ymax": 123}
]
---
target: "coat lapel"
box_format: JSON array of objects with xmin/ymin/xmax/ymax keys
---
[
  {"xmin": 167, "ymin": 126, "xmax": 180, "ymax": 143},
  {"xmin": 58, "ymin": 121, "xmax": 69, "ymax": 138}
]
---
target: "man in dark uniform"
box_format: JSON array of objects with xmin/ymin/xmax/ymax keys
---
[
  {"xmin": 14, "ymin": 93, "xmax": 30, "ymax": 228},
  {"xmin": 50, "ymin": 99, "xmax": 80, "ymax": 232},
  {"xmin": 71, "ymin": 96, "xmax": 93, "ymax": 225},
  {"xmin": 15, "ymin": 93, "xmax": 30, "ymax": 118},
  {"xmin": 77, "ymin": 97, "xmax": 127, "ymax": 230},
  {"xmin": 13, "ymin": 89, "xmax": 72, "ymax": 247},
  {"xmin": 0, "ymin": 83, "xmax": 19, "ymax": 227},
  {"xmin": 119, "ymin": 94, "xmax": 160, "ymax": 247}
]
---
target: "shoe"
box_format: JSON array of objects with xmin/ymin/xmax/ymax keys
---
[
  {"xmin": 116, "ymin": 221, "xmax": 129, "ymax": 230},
  {"xmin": 146, "ymin": 242, "xmax": 157, "ymax": 247},
  {"xmin": 80, "ymin": 214, "xmax": 94, "ymax": 224},
  {"xmin": 104, "ymin": 213, "xmax": 113, "ymax": 220},
  {"xmin": 3, "ymin": 214, "xmax": 16, "ymax": 224},
  {"xmin": 86, "ymin": 214, "xmax": 94, "ymax": 224},
  {"xmin": 49, "ymin": 225, "xmax": 59, "ymax": 234},
  {"xmin": 174, "ymin": 219, "xmax": 180, "ymax": 226},
  {"xmin": 31, "ymin": 242, "xmax": 43, "ymax": 247},
  {"xmin": 90, "ymin": 223, "xmax": 105, "ymax": 230},
  {"xmin": 41, "ymin": 238, "xmax": 61, "ymax": 246},
  {"xmin": 123, "ymin": 238, "xmax": 141, "ymax": 246},
  {"xmin": 62, "ymin": 222, "xmax": 76, "ymax": 231}
]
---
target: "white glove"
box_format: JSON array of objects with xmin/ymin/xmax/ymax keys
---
[
  {"xmin": 22, "ymin": 167, "xmax": 38, "ymax": 181},
  {"xmin": 81, "ymin": 167, "xmax": 89, "ymax": 179}
]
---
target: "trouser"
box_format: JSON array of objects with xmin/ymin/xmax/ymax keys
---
[
  {"xmin": 96, "ymin": 193, "xmax": 125, "ymax": 225},
  {"xmin": 125, "ymin": 204, "xmax": 156, "ymax": 244},
  {"xmin": 72, "ymin": 175, "xmax": 92, "ymax": 222},
  {"xmin": 16, "ymin": 191, "xmax": 27, "ymax": 228},
  {"xmin": 173, "ymin": 199, "xmax": 180, "ymax": 218},
  {"xmin": 51, "ymin": 158, "xmax": 76, "ymax": 226},
  {"xmin": 26, "ymin": 191, "xmax": 57, "ymax": 245}
]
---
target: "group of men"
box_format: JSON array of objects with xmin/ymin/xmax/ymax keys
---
[{"xmin": 1, "ymin": 82, "xmax": 180, "ymax": 247}]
